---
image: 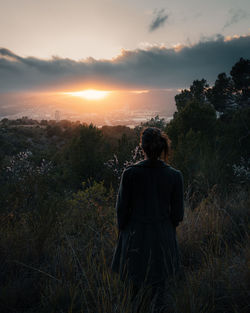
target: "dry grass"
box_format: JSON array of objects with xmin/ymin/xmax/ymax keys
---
[{"xmin": 0, "ymin": 183, "xmax": 249, "ymax": 313}]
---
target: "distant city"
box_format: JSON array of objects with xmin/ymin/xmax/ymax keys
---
[
  {"xmin": 1, "ymin": 107, "xmax": 173, "ymax": 128},
  {"xmin": 0, "ymin": 89, "xmax": 177, "ymax": 127}
]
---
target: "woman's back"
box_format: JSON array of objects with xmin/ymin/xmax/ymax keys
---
[
  {"xmin": 126, "ymin": 158, "xmax": 183, "ymax": 223},
  {"xmin": 111, "ymin": 158, "xmax": 184, "ymax": 285}
]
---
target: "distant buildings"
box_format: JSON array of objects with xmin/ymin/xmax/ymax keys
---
[
  {"xmin": 1, "ymin": 107, "xmax": 172, "ymax": 128},
  {"xmin": 55, "ymin": 110, "xmax": 61, "ymax": 122}
]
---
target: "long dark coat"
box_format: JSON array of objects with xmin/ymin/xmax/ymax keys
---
[{"xmin": 111, "ymin": 158, "xmax": 184, "ymax": 285}]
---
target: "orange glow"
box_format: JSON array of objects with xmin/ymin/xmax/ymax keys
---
[
  {"xmin": 173, "ymin": 43, "xmax": 184, "ymax": 52},
  {"xmin": 131, "ymin": 90, "xmax": 149, "ymax": 94},
  {"xmin": 64, "ymin": 89, "xmax": 110, "ymax": 100}
]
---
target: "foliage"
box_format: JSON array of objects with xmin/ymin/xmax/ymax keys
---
[
  {"xmin": 0, "ymin": 182, "xmax": 249, "ymax": 313},
  {"xmin": 175, "ymin": 58, "xmax": 250, "ymax": 113},
  {"xmin": 206, "ymin": 73, "xmax": 235, "ymax": 112},
  {"xmin": 166, "ymin": 100, "xmax": 216, "ymax": 148},
  {"xmin": 233, "ymin": 157, "xmax": 250, "ymax": 183},
  {"xmin": 60, "ymin": 123, "xmax": 107, "ymax": 188},
  {"xmin": 104, "ymin": 144, "xmax": 144, "ymax": 183},
  {"xmin": 175, "ymin": 79, "xmax": 209, "ymax": 111},
  {"xmin": 0, "ymin": 149, "xmax": 61, "ymax": 214},
  {"xmin": 230, "ymin": 57, "xmax": 250, "ymax": 105},
  {"xmin": 166, "ymin": 58, "xmax": 250, "ymax": 202}
]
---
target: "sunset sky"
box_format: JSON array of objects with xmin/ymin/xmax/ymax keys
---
[{"xmin": 0, "ymin": 0, "xmax": 250, "ymax": 118}]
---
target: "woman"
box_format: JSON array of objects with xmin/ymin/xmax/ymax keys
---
[{"xmin": 111, "ymin": 127, "xmax": 184, "ymax": 312}]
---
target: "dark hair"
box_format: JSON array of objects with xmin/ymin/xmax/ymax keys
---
[{"xmin": 140, "ymin": 127, "xmax": 170, "ymax": 161}]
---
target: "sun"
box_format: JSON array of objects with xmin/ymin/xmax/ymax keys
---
[{"xmin": 65, "ymin": 89, "xmax": 110, "ymax": 100}]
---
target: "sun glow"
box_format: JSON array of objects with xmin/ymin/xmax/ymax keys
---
[{"xmin": 64, "ymin": 89, "xmax": 110, "ymax": 100}]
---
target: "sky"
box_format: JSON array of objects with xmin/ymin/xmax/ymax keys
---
[
  {"xmin": 0, "ymin": 0, "xmax": 250, "ymax": 114},
  {"xmin": 1, "ymin": 0, "xmax": 250, "ymax": 60}
]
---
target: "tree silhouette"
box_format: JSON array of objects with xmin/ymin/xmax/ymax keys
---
[
  {"xmin": 206, "ymin": 73, "xmax": 235, "ymax": 112},
  {"xmin": 230, "ymin": 57, "xmax": 250, "ymax": 106},
  {"xmin": 175, "ymin": 79, "xmax": 209, "ymax": 111}
]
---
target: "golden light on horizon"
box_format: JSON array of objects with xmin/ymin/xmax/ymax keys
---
[
  {"xmin": 64, "ymin": 89, "xmax": 110, "ymax": 100},
  {"xmin": 130, "ymin": 90, "xmax": 149, "ymax": 94}
]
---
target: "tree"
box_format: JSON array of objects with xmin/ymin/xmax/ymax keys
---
[
  {"xmin": 166, "ymin": 100, "xmax": 217, "ymax": 196},
  {"xmin": 230, "ymin": 58, "xmax": 250, "ymax": 106},
  {"xmin": 174, "ymin": 89, "xmax": 193, "ymax": 112},
  {"xmin": 206, "ymin": 73, "xmax": 235, "ymax": 112},
  {"xmin": 175, "ymin": 79, "xmax": 209, "ymax": 111},
  {"xmin": 166, "ymin": 100, "xmax": 216, "ymax": 149},
  {"xmin": 1, "ymin": 118, "xmax": 9, "ymax": 125},
  {"xmin": 46, "ymin": 125, "xmax": 62, "ymax": 137},
  {"xmin": 63, "ymin": 124, "xmax": 106, "ymax": 188}
]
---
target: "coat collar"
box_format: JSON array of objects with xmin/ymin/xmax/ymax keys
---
[{"xmin": 133, "ymin": 159, "xmax": 170, "ymax": 168}]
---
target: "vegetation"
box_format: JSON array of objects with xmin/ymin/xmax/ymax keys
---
[{"xmin": 0, "ymin": 58, "xmax": 249, "ymax": 312}]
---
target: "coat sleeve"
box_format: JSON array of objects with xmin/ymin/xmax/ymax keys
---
[
  {"xmin": 170, "ymin": 170, "xmax": 184, "ymax": 227},
  {"xmin": 116, "ymin": 168, "xmax": 132, "ymax": 231}
]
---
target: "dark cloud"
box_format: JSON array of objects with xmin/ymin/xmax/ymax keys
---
[
  {"xmin": 0, "ymin": 35, "xmax": 250, "ymax": 92},
  {"xmin": 149, "ymin": 9, "xmax": 168, "ymax": 32},
  {"xmin": 223, "ymin": 8, "xmax": 249, "ymax": 29}
]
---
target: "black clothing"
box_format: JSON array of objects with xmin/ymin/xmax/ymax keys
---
[{"xmin": 111, "ymin": 158, "xmax": 184, "ymax": 285}]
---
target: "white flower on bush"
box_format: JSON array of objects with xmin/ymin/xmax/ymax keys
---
[
  {"xmin": 232, "ymin": 157, "xmax": 250, "ymax": 182},
  {"xmin": 4, "ymin": 150, "xmax": 53, "ymax": 181},
  {"xmin": 104, "ymin": 145, "xmax": 144, "ymax": 180}
]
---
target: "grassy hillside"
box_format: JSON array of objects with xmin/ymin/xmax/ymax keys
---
[{"xmin": 0, "ymin": 181, "xmax": 249, "ymax": 313}]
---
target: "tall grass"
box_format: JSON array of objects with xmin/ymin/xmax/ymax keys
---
[{"xmin": 0, "ymin": 182, "xmax": 249, "ymax": 313}]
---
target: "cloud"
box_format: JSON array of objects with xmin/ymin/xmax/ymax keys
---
[
  {"xmin": 223, "ymin": 8, "xmax": 249, "ymax": 29},
  {"xmin": 0, "ymin": 35, "xmax": 250, "ymax": 92},
  {"xmin": 149, "ymin": 9, "xmax": 168, "ymax": 32}
]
